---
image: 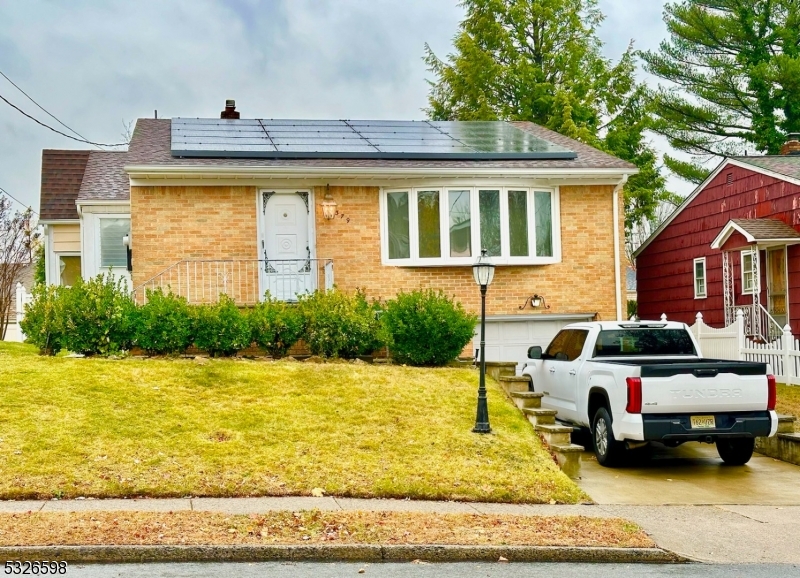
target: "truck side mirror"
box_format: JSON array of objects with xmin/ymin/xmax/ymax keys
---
[{"xmin": 527, "ymin": 346, "xmax": 542, "ymax": 359}]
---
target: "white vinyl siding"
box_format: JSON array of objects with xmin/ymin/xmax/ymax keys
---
[
  {"xmin": 694, "ymin": 257, "xmax": 707, "ymax": 299},
  {"xmin": 381, "ymin": 186, "xmax": 559, "ymax": 266}
]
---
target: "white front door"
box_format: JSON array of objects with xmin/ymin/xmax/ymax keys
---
[{"xmin": 260, "ymin": 191, "xmax": 314, "ymax": 301}]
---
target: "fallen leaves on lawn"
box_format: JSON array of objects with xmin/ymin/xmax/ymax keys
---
[{"xmin": 0, "ymin": 510, "xmax": 654, "ymax": 548}]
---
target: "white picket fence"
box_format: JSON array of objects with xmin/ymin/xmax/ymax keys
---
[
  {"xmin": 2, "ymin": 283, "xmax": 33, "ymax": 342},
  {"xmin": 684, "ymin": 310, "xmax": 800, "ymax": 385}
]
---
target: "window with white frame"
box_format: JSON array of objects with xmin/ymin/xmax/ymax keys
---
[
  {"xmin": 99, "ymin": 218, "xmax": 130, "ymax": 268},
  {"xmin": 694, "ymin": 257, "xmax": 707, "ymax": 299},
  {"xmin": 741, "ymin": 250, "xmax": 757, "ymax": 294},
  {"xmin": 381, "ymin": 187, "xmax": 558, "ymax": 265}
]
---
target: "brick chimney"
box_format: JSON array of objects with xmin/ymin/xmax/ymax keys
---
[
  {"xmin": 780, "ymin": 133, "xmax": 800, "ymax": 155},
  {"xmin": 220, "ymin": 99, "xmax": 240, "ymax": 119}
]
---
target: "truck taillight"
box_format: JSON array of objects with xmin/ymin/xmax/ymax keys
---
[
  {"xmin": 626, "ymin": 377, "xmax": 642, "ymax": 414},
  {"xmin": 767, "ymin": 374, "xmax": 776, "ymax": 411}
]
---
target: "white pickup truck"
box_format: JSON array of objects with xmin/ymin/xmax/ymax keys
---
[{"xmin": 522, "ymin": 321, "xmax": 777, "ymax": 466}]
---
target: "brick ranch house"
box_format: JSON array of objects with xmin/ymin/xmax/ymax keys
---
[
  {"xmin": 634, "ymin": 135, "xmax": 800, "ymax": 341},
  {"xmin": 39, "ymin": 102, "xmax": 636, "ymax": 365}
]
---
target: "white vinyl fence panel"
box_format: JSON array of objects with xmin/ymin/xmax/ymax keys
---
[{"xmin": 683, "ymin": 309, "xmax": 800, "ymax": 386}]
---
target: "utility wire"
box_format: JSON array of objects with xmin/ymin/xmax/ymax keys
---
[
  {"xmin": 0, "ymin": 68, "xmax": 97, "ymax": 147},
  {"xmin": 0, "ymin": 92, "xmax": 128, "ymax": 148},
  {"xmin": 0, "ymin": 185, "xmax": 37, "ymax": 215}
]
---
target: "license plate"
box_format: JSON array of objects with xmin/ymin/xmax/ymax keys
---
[{"xmin": 690, "ymin": 415, "xmax": 716, "ymax": 429}]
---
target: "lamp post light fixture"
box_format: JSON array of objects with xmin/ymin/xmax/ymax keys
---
[
  {"xmin": 472, "ymin": 249, "xmax": 495, "ymax": 434},
  {"xmin": 321, "ymin": 184, "xmax": 337, "ymax": 220}
]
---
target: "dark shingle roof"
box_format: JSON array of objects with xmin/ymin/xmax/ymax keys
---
[
  {"xmin": 77, "ymin": 152, "xmax": 130, "ymax": 201},
  {"xmin": 732, "ymin": 218, "xmax": 800, "ymax": 241},
  {"xmin": 40, "ymin": 150, "xmax": 90, "ymax": 220},
  {"xmin": 126, "ymin": 118, "xmax": 636, "ymax": 171},
  {"xmin": 733, "ymin": 155, "xmax": 800, "ymax": 181}
]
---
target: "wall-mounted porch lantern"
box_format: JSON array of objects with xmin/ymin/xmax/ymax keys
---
[
  {"xmin": 322, "ymin": 184, "xmax": 337, "ymax": 220},
  {"xmin": 518, "ymin": 294, "xmax": 550, "ymax": 310}
]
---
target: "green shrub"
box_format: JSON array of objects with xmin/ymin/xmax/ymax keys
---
[
  {"xmin": 382, "ymin": 289, "xmax": 477, "ymax": 366},
  {"xmin": 191, "ymin": 295, "xmax": 251, "ymax": 357},
  {"xmin": 627, "ymin": 299, "xmax": 638, "ymax": 320},
  {"xmin": 249, "ymin": 293, "xmax": 304, "ymax": 357},
  {"xmin": 135, "ymin": 288, "xmax": 193, "ymax": 355},
  {"xmin": 20, "ymin": 284, "xmax": 65, "ymax": 355},
  {"xmin": 298, "ymin": 288, "xmax": 384, "ymax": 358},
  {"xmin": 57, "ymin": 274, "xmax": 137, "ymax": 355}
]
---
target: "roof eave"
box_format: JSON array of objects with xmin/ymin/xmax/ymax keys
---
[{"xmin": 124, "ymin": 164, "xmax": 638, "ymax": 182}]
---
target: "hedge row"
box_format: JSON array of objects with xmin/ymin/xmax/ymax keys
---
[{"xmin": 20, "ymin": 275, "xmax": 477, "ymax": 366}]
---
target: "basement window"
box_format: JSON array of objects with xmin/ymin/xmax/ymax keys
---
[{"xmin": 381, "ymin": 186, "xmax": 560, "ymax": 266}]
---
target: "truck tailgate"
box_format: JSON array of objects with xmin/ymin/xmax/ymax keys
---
[{"xmin": 639, "ymin": 361, "xmax": 769, "ymax": 414}]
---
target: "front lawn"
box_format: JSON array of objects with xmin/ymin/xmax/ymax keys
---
[
  {"xmin": 777, "ymin": 383, "xmax": 800, "ymax": 432},
  {"xmin": 0, "ymin": 343, "xmax": 586, "ymax": 503}
]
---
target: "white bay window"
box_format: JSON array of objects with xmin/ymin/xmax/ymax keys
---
[{"xmin": 381, "ymin": 186, "xmax": 559, "ymax": 266}]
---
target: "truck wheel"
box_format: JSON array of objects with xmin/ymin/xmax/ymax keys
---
[
  {"xmin": 716, "ymin": 438, "xmax": 755, "ymax": 466},
  {"xmin": 592, "ymin": 407, "xmax": 624, "ymax": 467}
]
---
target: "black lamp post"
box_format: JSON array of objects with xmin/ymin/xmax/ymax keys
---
[{"xmin": 472, "ymin": 249, "xmax": 495, "ymax": 434}]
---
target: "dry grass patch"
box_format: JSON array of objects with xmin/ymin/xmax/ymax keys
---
[
  {"xmin": 0, "ymin": 343, "xmax": 586, "ymax": 503},
  {"xmin": 777, "ymin": 384, "xmax": 800, "ymax": 432},
  {"xmin": 0, "ymin": 511, "xmax": 652, "ymax": 548}
]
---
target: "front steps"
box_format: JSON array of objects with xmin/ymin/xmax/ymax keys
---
[
  {"xmin": 487, "ymin": 367, "xmax": 583, "ymax": 478},
  {"xmin": 755, "ymin": 414, "xmax": 800, "ymax": 466}
]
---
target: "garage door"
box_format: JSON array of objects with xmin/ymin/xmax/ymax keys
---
[{"xmin": 474, "ymin": 314, "xmax": 596, "ymax": 374}]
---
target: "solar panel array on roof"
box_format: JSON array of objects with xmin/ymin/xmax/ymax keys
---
[{"xmin": 170, "ymin": 118, "xmax": 577, "ymax": 160}]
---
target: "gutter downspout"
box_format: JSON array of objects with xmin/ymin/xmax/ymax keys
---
[{"xmin": 613, "ymin": 175, "xmax": 628, "ymax": 321}]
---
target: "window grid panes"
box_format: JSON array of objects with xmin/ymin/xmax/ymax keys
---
[
  {"xmin": 387, "ymin": 192, "xmax": 410, "ymax": 259},
  {"xmin": 534, "ymin": 191, "xmax": 553, "ymax": 257},
  {"xmin": 508, "ymin": 190, "xmax": 529, "ymax": 257},
  {"xmin": 694, "ymin": 258, "xmax": 706, "ymax": 298},
  {"xmin": 100, "ymin": 219, "xmax": 130, "ymax": 267},
  {"xmin": 742, "ymin": 251, "xmax": 756, "ymax": 294},
  {"xmin": 479, "ymin": 190, "xmax": 501, "ymax": 257},
  {"xmin": 448, "ymin": 190, "xmax": 471, "ymax": 258},
  {"xmin": 384, "ymin": 187, "xmax": 557, "ymax": 264},
  {"xmin": 417, "ymin": 191, "xmax": 441, "ymax": 258}
]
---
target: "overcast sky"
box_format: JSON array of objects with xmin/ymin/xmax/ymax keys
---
[{"xmin": 0, "ymin": 0, "xmax": 678, "ymax": 213}]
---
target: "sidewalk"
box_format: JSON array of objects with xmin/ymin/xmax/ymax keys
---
[{"xmin": 2, "ymin": 497, "xmax": 799, "ymax": 563}]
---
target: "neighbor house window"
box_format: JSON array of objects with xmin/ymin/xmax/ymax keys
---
[
  {"xmin": 381, "ymin": 187, "xmax": 558, "ymax": 265},
  {"xmin": 58, "ymin": 255, "xmax": 81, "ymax": 287},
  {"xmin": 694, "ymin": 257, "xmax": 707, "ymax": 299},
  {"xmin": 99, "ymin": 218, "xmax": 130, "ymax": 267},
  {"xmin": 741, "ymin": 250, "xmax": 756, "ymax": 294}
]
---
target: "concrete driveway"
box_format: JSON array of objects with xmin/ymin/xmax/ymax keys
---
[{"xmin": 577, "ymin": 442, "xmax": 800, "ymax": 505}]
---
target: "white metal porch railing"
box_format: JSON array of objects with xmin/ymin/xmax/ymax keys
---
[
  {"xmin": 132, "ymin": 259, "xmax": 334, "ymax": 305},
  {"xmin": 727, "ymin": 303, "xmax": 783, "ymax": 342}
]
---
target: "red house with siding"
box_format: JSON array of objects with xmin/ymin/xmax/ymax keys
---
[{"xmin": 634, "ymin": 136, "xmax": 800, "ymax": 340}]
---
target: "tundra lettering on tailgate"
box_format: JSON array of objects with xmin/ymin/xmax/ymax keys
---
[{"xmin": 670, "ymin": 388, "xmax": 742, "ymax": 399}]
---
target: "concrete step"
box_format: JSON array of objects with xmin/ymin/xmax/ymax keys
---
[
  {"xmin": 777, "ymin": 414, "xmax": 797, "ymax": 434},
  {"xmin": 485, "ymin": 361, "xmax": 517, "ymax": 381},
  {"xmin": 522, "ymin": 408, "xmax": 557, "ymax": 426},
  {"xmin": 535, "ymin": 423, "xmax": 573, "ymax": 446},
  {"xmin": 498, "ymin": 376, "xmax": 531, "ymax": 394},
  {"xmin": 549, "ymin": 443, "xmax": 585, "ymax": 479},
  {"xmin": 510, "ymin": 391, "xmax": 543, "ymax": 409}
]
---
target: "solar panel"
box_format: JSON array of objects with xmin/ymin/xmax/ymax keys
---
[{"xmin": 170, "ymin": 118, "xmax": 576, "ymax": 160}]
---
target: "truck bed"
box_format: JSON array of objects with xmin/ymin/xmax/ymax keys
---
[{"xmin": 588, "ymin": 358, "xmax": 767, "ymax": 378}]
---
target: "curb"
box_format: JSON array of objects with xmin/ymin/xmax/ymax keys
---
[{"xmin": 0, "ymin": 545, "xmax": 688, "ymax": 564}]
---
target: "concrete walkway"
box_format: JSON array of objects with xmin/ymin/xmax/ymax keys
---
[{"xmin": 3, "ymin": 497, "xmax": 799, "ymax": 563}]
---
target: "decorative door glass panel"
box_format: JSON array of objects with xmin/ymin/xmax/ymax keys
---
[{"xmin": 100, "ymin": 218, "xmax": 130, "ymax": 267}]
